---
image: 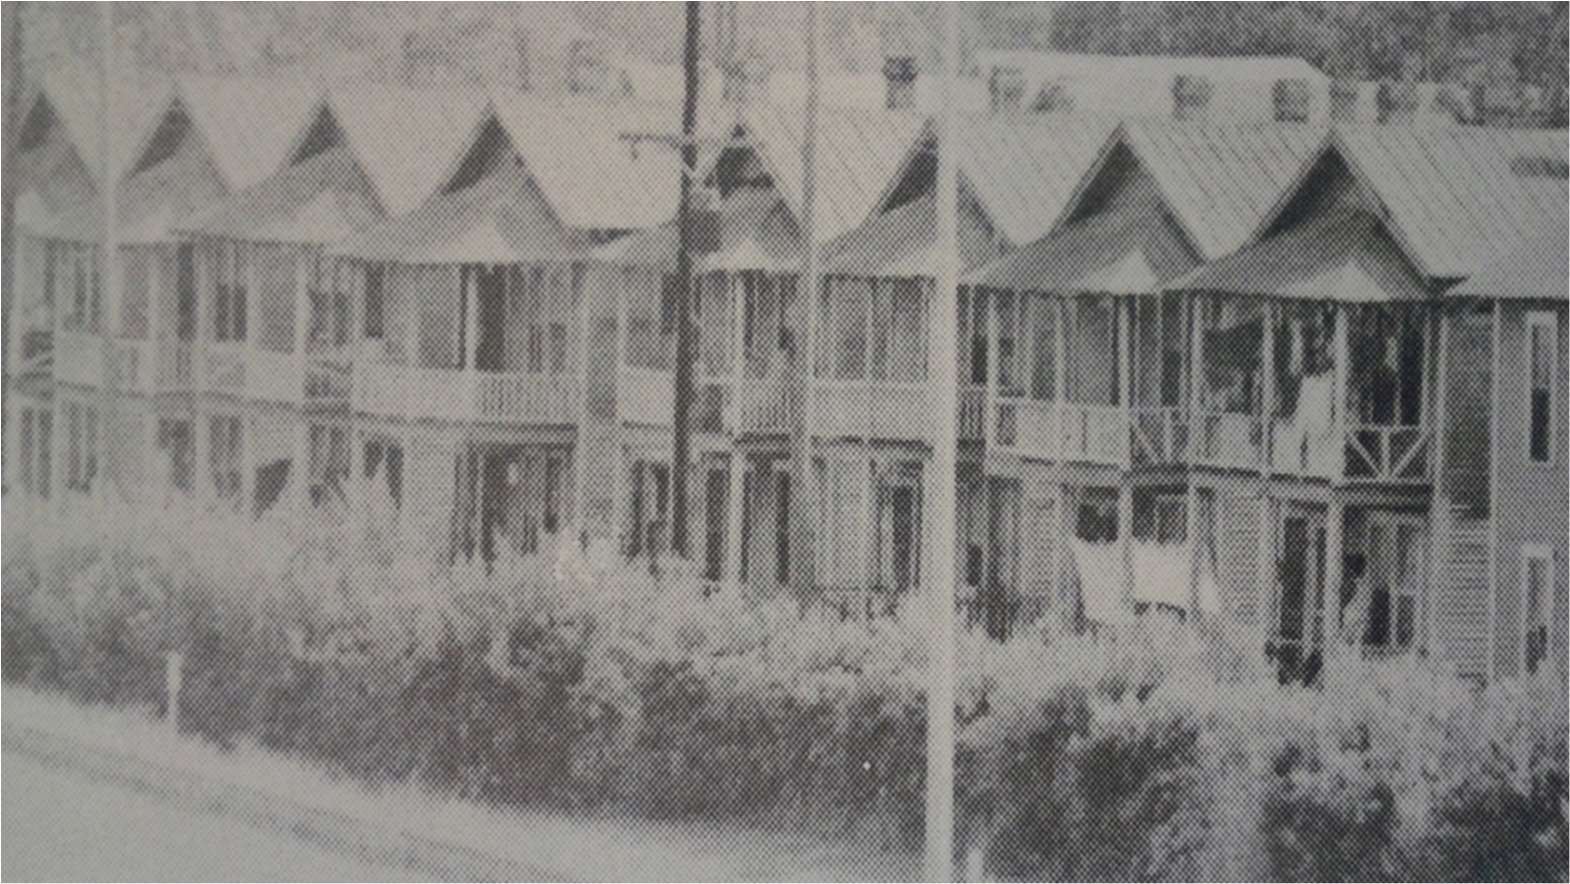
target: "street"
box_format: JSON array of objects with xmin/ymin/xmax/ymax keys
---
[{"xmin": 1, "ymin": 749, "xmax": 422, "ymax": 882}]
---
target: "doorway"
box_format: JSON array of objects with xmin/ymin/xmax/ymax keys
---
[
  {"xmin": 474, "ymin": 266, "xmax": 508, "ymax": 372},
  {"xmin": 1274, "ymin": 505, "xmax": 1326, "ymax": 683}
]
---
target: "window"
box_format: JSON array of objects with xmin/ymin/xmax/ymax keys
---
[
  {"xmin": 63, "ymin": 401, "xmax": 97, "ymax": 494},
  {"xmin": 1528, "ymin": 311, "xmax": 1556, "ymax": 464},
  {"xmin": 1521, "ymin": 546, "xmax": 1554, "ymax": 675},
  {"xmin": 363, "ymin": 264, "xmax": 385, "ymax": 340},
  {"xmin": 156, "ymin": 418, "xmax": 194, "ymax": 493},
  {"xmin": 212, "ymin": 242, "xmax": 249, "ymax": 342}
]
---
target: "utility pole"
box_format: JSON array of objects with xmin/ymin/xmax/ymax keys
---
[
  {"xmin": 789, "ymin": 3, "xmax": 820, "ymax": 597},
  {"xmin": 924, "ymin": 4, "xmax": 960, "ymax": 881},
  {"xmin": 1, "ymin": 1, "xmax": 25, "ymax": 484},
  {"xmin": 670, "ymin": 0, "xmax": 701, "ymax": 558}
]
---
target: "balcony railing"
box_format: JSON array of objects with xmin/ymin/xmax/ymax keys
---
[
  {"xmin": 105, "ymin": 339, "xmax": 153, "ymax": 394},
  {"xmin": 156, "ymin": 342, "xmax": 195, "ymax": 392},
  {"xmin": 810, "ymin": 378, "xmax": 930, "ymax": 442},
  {"xmin": 1130, "ymin": 406, "xmax": 1189, "ymax": 467},
  {"xmin": 54, "ymin": 330, "xmax": 104, "ymax": 388},
  {"xmin": 617, "ymin": 366, "xmax": 733, "ymax": 434},
  {"xmin": 1343, "ymin": 424, "xmax": 1431, "ymax": 484},
  {"xmin": 1191, "ymin": 411, "xmax": 1263, "ymax": 470},
  {"xmin": 1060, "ymin": 402, "xmax": 1130, "ymax": 466},
  {"xmin": 354, "ymin": 363, "xmax": 580, "ymax": 424},
  {"xmin": 737, "ymin": 375, "xmax": 801, "ymax": 436}
]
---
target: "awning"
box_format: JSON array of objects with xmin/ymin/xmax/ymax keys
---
[
  {"xmin": 177, "ymin": 146, "xmax": 382, "ymax": 245},
  {"xmin": 1173, "ymin": 208, "xmax": 1435, "ymax": 304},
  {"xmin": 966, "ymin": 189, "xmax": 1197, "ymax": 295},
  {"xmin": 332, "ymin": 166, "xmax": 593, "ymax": 265}
]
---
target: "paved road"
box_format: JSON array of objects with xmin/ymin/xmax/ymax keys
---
[{"xmin": 2, "ymin": 749, "xmax": 421, "ymax": 882}]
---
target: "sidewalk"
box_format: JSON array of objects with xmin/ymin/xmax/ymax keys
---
[{"xmin": 2, "ymin": 687, "xmax": 918, "ymax": 882}]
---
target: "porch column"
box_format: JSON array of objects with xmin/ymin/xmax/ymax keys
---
[
  {"xmin": 1057, "ymin": 480, "xmax": 1077, "ymax": 629},
  {"xmin": 1054, "ymin": 298, "xmax": 1067, "ymax": 454},
  {"xmin": 1257, "ymin": 492, "xmax": 1274, "ymax": 649},
  {"xmin": 1189, "ymin": 293, "xmax": 1204, "ymax": 429},
  {"xmin": 985, "ymin": 288, "xmax": 998, "ymax": 447},
  {"xmin": 1117, "ymin": 295, "xmax": 1132, "ymax": 467},
  {"xmin": 193, "ymin": 244, "xmax": 210, "ymax": 394},
  {"xmin": 1332, "ymin": 304, "xmax": 1349, "ymax": 480},
  {"xmin": 1118, "ymin": 478, "xmax": 1134, "ymax": 605},
  {"xmin": 861, "ymin": 452, "xmax": 877, "ymax": 594},
  {"xmin": 1427, "ymin": 307, "xmax": 1452, "ymax": 657},
  {"xmin": 403, "ymin": 267, "xmax": 419, "ymax": 419},
  {"xmin": 725, "ymin": 450, "xmax": 746, "ymax": 584},
  {"xmin": 1323, "ymin": 499, "xmax": 1344, "ymax": 656},
  {"xmin": 293, "ymin": 421, "xmax": 310, "ymax": 516},
  {"xmin": 1185, "ymin": 481, "xmax": 1201, "ymax": 614},
  {"xmin": 731, "ymin": 271, "xmax": 745, "ymax": 430},
  {"xmin": 463, "ymin": 266, "xmax": 480, "ymax": 373},
  {"xmin": 294, "ymin": 249, "xmax": 310, "ymax": 358},
  {"xmin": 1260, "ymin": 299, "xmax": 1275, "ymax": 475},
  {"xmin": 573, "ymin": 263, "xmax": 590, "ymax": 536}
]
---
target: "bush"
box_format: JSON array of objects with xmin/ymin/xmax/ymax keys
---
[{"xmin": 3, "ymin": 494, "xmax": 1566, "ymax": 877}]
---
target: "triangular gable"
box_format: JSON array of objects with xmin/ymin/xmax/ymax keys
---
[
  {"xmin": 1252, "ymin": 126, "xmax": 1568, "ymax": 282},
  {"xmin": 178, "ymin": 74, "xmax": 323, "ymax": 193},
  {"xmin": 329, "ymin": 83, "xmax": 489, "ymax": 218}
]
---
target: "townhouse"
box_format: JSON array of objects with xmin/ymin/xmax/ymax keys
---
[{"xmin": 5, "ymin": 69, "xmax": 1564, "ymax": 685}]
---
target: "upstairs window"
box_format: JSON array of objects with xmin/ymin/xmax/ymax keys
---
[
  {"xmin": 1528, "ymin": 311, "xmax": 1556, "ymax": 464},
  {"xmin": 212, "ymin": 242, "xmax": 249, "ymax": 343},
  {"xmin": 363, "ymin": 264, "xmax": 385, "ymax": 340}
]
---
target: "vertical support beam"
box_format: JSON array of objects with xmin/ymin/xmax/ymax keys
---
[
  {"xmin": 1260, "ymin": 299, "xmax": 1275, "ymax": 475},
  {"xmin": 986, "ymin": 288, "xmax": 999, "ymax": 441},
  {"xmin": 861, "ymin": 452, "xmax": 876, "ymax": 593},
  {"xmin": 1332, "ymin": 304, "xmax": 1350, "ymax": 480},
  {"xmin": 1054, "ymin": 297, "xmax": 1067, "ymax": 455},
  {"xmin": 791, "ymin": 1, "xmax": 822, "ymax": 596},
  {"xmin": 1428, "ymin": 306, "xmax": 1451, "ymax": 658},
  {"xmin": 463, "ymin": 266, "xmax": 479, "ymax": 374},
  {"xmin": 294, "ymin": 419, "xmax": 310, "ymax": 516},
  {"xmin": 1258, "ymin": 491, "xmax": 1275, "ymax": 654},
  {"xmin": 239, "ymin": 414, "xmax": 254, "ymax": 520},
  {"xmin": 193, "ymin": 243, "xmax": 209, "ymax": 394},
  {"xmin": 1185, "ymin": 480, "xmax": 1201, "ymax": 613},
  {"xmin": 1190, "ymin": 293, "xmax": 1205, "ymax": 446},
  {"xmin": 1118, "ymin": 477, "xmax": 1134, "ymax": 604},
  {"xmin": 573, "ymin": 263, "xmax": 589, "ymax": 536},
  {"xmin": 725, "ymin": 449, "xmax": 745, "ymax": 585},
  {"xmin": 612, "ymin": 270, "xmax": 629, "ymax": 548},
  {"xmin": 1117, "ymin": 295, "xmax": 1132, "ymax": 466},
  {"xmin": 1324, "ymin": 499, "xmax": 1345, "ymax": 660},
  {"xmin": 294, "ymin": 248, "xmax": 310, "ymax": 358}
]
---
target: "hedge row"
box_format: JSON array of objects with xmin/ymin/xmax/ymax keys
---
[{"xmin": 3, "ymin": 498, "xmax": 1565, "ymax": 879}]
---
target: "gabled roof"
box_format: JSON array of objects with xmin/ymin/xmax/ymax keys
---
[
  {"xmin": 177, "ymin": 145, "xmax": 383, "ymax": 244},
  {"xmin": 953, "ymin": 113, "xmax": 1120, "ymax": 247},
  {"xmin": 1174, "ymin": 208, "xmax": 1432, "ymax": 303},
  {"xmin": 1450, "ymin": 209, "xmax": 1569, "ymax": 303},
  {"xmin": 329, "ymin": 83, "xmax": 489, "ymax": 217},
  {"xmin": 26, "ymin": 127, "xmax": 228, "ymax": 245},
  {"xmin": 490, "ymin": 93, "xmax": 695, "ymax": 232},
  {"xmin": 1111, "ymin": 119, "xmax": 1324, "ymax": 261},
  {"xmin": 177, "ymin": 74, "xmax": 323, "ymax": 192},
  {"xmin": 1263, "ymin": 125, "xmax": 1569, "ymax": 281},
  {"xmin": 740, "ymin": 103, "xmax": 926, "ymax": 244},
  {"xmin": 589, "ymin": 187, "xmax": 801, "ymax": 272},
  {"xmin": 967, "ymin": 181, "xmax": 1198, "ymax": 295},
  {"xmin": 31, "ymin": 65, "xmax": 176, "ymax": 187},
  {"xmin": 331, "ymin": 162, "xmax": 591, "ymax": 264}
]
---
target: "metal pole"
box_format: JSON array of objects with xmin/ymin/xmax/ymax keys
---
[
  {"xmin": 925, "ymin": 4, "xmax": 960, "ymax": 881},
  {"xmin": 670, "ymin": 0, "xmax": 702, "ymax": 558}
]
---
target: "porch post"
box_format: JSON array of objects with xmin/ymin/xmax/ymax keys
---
[
  {"xmin": 1053, "ymin": 297, "xmax": 1067, "ymax": 454},
  {"xmin": 611, "ymin": 270, "xmax": 629, "ymax": 550},
  {"xmin": 731, "ymin": 271, "xmax": 745, "ymax": 430},
  {"xmin": 1190, "ymin": 293, "xmax": 1204, "ymax": 440},
  {"xmin": 1185, "ymin": 481, "xmax": 1201, "ymax": 613},
  {"xmin": 193, "ymin": 243, "xmax": 209, "ymax": 394},
  {"xmin": 239, "ymin": 415, "xmax": 254, "ymax": 519},
  {"xmin": 1258, "ymin": 491, "xmax": 1274, "ymax": 652},
  {"xmin": 464, "ymin": 266, "xmax": 480, "ymax": 373},
  {"xmin": 573, "ymin": 263, "xmax": 589, "ymax": 535},
  {"xmin": 1118, "ymin": 477, "xmax": 1134, "ymax": 605},
  {"xmin": 1323, "ymin": 498, "xmax": 1344, "ymax": 658},
  {"xmin": 985, "ymin": 288, "xmax": 998, "ymax": 446},
  {"xmin": 294, "ymin": 248, "xmax": 309, "ymax": 358},
  {"xmin": 1117, "ymin": 295, "xmax": 1132, "ymax": 467},
  {"xmin": 1427, "ymin": 307, "xmax": 1451, "ymax": 657},
  {"xmin": 1260, "ymin": 299, "xmax": 1275, "ymax": 475},
  {"xmin": 725, "ymin": 450, "xmax": 745, "ymax": 584},
  {"xmin": 861, "ymin": 451, "xmax": 876, "ymax": 594},
  {"xmin": 294, "ymin": 420, "xmax": 310, "ymax": 516},
  {"xmin": 1332, "ymin": 304, "xmax": 1349, "ymax": 480}
]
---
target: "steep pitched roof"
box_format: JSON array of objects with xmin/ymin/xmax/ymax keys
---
[
  {"xmin": 1115, "ymin": 119, "xmax": 1324, "ymax": 261},
  {"xmin": 177, "ymin": 145, "xmax": 383, "ymax": 244},
  {"xmin": 952, "ymin": 113, "xmax": 1120, "ymax": 247},
  {"xmin": 1175, "ymin": 208, "xmax": 1432, "ymax": 303},
  {"xmin": 26, "ymin": 126, "xmax": 228, "ymax": 245},
  {"xmin": 1450, "ymin": 209, "xmax": 1569, "ymax": 302},
  {"xmin": 329, "ymin": 83, "xmax": 489, "ymax": 217},
  {"xmin": 177, "ymin": 74, "xmax": 323, "ymax": 192},
  {"xmin": 740, "ymin": 103, "xmax": 926, "ymax": 244},
  {"xmin": 490, "ymin": 93, "xmax": 696, "ymax": 232},
  {"xmin": 34, "ymin": 65, "xmax": 176, "ymax": 186},
  {"xmin": 1265, "ymin": 125, "xmax": 1569, "ymax": 281}
]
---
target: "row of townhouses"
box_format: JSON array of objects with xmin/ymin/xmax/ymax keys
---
[{"xmin": 5, "ymin": 67, "xmax": 1566, "ymax": 687}]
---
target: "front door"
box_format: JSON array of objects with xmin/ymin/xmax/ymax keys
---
[
  {"xmin": 1275, "ymin": 506, "xmax": 1326, "ymax": 683},
  {"xmin": 985, "ymin": 477, "xmax": 1021, "ymax": 639}
]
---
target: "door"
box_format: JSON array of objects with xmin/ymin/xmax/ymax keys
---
[
  {"xmin": 1275, "ymin": 506, "xmax": 1326, "ymax": 682},
  {"xmin": 985, "ymin": 477, "xmax": 1022, "ymax": 639},
  {"xmin": 1363, "ymin": 513, "xmax": 1427, "ymax": 654}
]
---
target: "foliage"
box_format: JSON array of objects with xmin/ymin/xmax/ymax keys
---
[{"xmin": 3, "ymin": 494, "xmax": 1566, "ymax": 878}]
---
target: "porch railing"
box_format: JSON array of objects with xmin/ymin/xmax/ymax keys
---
[
  {"xmin": 353, "ymin": 363, "xmax": 579, "ymax": 424},
  {"xmin": 993, "ymin": 396, "xmax": 1060, "ymax": 459},
  {"xmin": 1191, "ymin": 410, "xmax": 1263, "ymax": 470},
  {"xmin": 1059, "ymin": 402, "xmax": 1130, "ymax": 466},
  {"xmin": 1129, "ymin": 406, "xmax": 1188, "ymax": 467},
  {"xmin": 1343, "ymin": 424, "xmax": 1431, "ymax": 484},
  {"xmin": 737, "ymin": 375, "xmax": 800, "ymax": 436},
  {"xmin": 810, "ymin": 378, "xmax": 930, "ymax": 442},
  {"xmin": 156, "ymin": 341, "xmax": 195, "ymax": 392},
  {"xmin": 105, "ymin": 339, "xmax": 153, "ymax": 394}
]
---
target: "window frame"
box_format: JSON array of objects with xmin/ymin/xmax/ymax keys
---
[
  {"xmin": 1526, "ymin": 310, "xmax": 1557, "ymax": 466},
  {"xmin": 1520, "ymin": 543, "xmax": 1555, "ymax": 676}
]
